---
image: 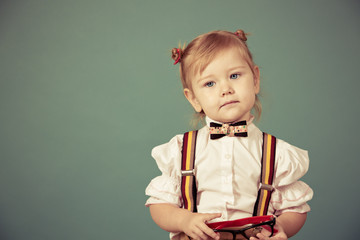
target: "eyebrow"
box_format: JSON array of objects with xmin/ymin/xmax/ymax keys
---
[
  {"xmin": 197, "ymin": 74, "xmax": 215, "ymax": 83},
  {"xmin": 197, "ymin": 65, "xmax": 248, "ymax": 82},
  {"xmin": 228, "ymin": 65, "xmax": 248, "ymax": 71}
]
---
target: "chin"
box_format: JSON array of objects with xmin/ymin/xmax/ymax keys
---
[
  {"xmin": 219, "ymin": 118, "xmax": 240, "ymax": 123},
  {"xmin": 225, "ymin": 116, "xmax": 248, "ymax": 123}
]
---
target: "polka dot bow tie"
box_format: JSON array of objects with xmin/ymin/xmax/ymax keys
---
[{"xmin": 209, "ymin": 121, "xmax": 248, "ymax": 140}]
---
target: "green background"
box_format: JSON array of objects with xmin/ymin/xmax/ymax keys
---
[{"xmin": 0, "ymin": 0, "xmax": 359, "ymax": 239}]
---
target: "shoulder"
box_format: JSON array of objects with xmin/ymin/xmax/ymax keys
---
[
  {"xmin": 255, "ymin": 128, "xmax": 309, "ymax": 173},
  {"xmin": 275, "ymin": 138, "xmax": 309, "ymax": 170},
  {"xmin": 273, "ymin": 137, "xmax": 309, "ymax": 186},
  {"xmin": 151, "ymin": 134, "xmax": 184, "ymax": 161}
]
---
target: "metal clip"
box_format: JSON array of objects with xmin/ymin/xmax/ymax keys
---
[
  {"xmin": 259, "ymin": 183, "xmax": 274, "ymax": 192},
  {"xmin": 181, "ymin": 170, "xmax": 194, "ymax": 176}
]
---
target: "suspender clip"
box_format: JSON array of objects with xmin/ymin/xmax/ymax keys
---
[
  {"xmin": 181, "ymin": 170, "xmax": 194, "ymax": 176},
  {"xmin": 259, "ymin": 183, "xmax": 274, "ymax": 192}
]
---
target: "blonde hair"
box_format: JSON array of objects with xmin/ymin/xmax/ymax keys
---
[{"xmin": 172, "ymin": 29, "xmax": 262, "ymax": 124}]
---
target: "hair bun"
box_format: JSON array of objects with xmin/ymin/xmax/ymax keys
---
[
  {"xmin": 234, "ymin": 29, "xmax": 247, "ymax": 41},
  {"xmin": 171, "ymin": 48, "xmax": 183, "ymax": 65}
]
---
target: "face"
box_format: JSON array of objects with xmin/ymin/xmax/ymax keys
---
[{"xmin": 184, "ymin": 48, "xmax": 260, "ymax": 123}]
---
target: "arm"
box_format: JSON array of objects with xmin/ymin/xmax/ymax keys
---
[
  {"xmin": 149, "ymin": 203, "xmax": 221, "ymax": 240},
  {"xmin": 276, "ymin": 212, "xmax": 307, "ymax": 237}
]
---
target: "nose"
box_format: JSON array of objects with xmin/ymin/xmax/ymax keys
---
[{"xmin": 221, "ymin": 81, "xmax": 234, "ymax": 96}]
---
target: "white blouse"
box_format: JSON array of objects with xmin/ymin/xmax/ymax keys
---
[{"xmin": 145, "ymin": 117, "xmax": 313, "ymax": 239}]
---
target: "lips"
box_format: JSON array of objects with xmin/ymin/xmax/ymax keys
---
[{"xmin": 220, "ymin": 100, "xmax": 239, "ymax": 108}]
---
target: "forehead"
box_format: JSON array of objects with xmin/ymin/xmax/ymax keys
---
[
  {"xmin": 189, "ymin": 47, "xmax": 251, "ymax": 80},
  {"xmin": 203, "ymin": 48, "xmax": 248, "ymax": 71}
]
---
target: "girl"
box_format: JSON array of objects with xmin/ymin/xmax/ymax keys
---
[{"xmin": 145, "ymin": 29, "xmax": 313, "ymax": 240}]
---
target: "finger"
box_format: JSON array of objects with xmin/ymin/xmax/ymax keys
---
[
  {"xmin": 260, "ymin": 228, "xmax": 274, "ymax": 239},
  {"xmin": 187, "ymin": 230, "xmax": 202, "ymax": 240},
  {"xmin": 187, "ymin": 225, "xmax": 211, "ymax": 240},
  {"xmin": 198, "ymin": 223, "xmax": 220, "ymax": 240},
  {"xmin": 193, "ymin": 229, "xmax": 211, "ymax": 240},
  {"xmin": 255, "ymin": 232, "xmax": 270, "ymax": 240},
  {"xmin": 260, "ymin": 227, "xmax": 271, "ymax": 236},
  {"xmin": 215, "ymin": 232, "xmax": 221, "ymax": 240},
  {"xmin": 203, "ymin": 213, "xmax": 222, "ymax": 222}
]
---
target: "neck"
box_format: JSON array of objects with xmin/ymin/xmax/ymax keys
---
[{"xmin": 206, "ymin": 115, "xmax": 254, "ymax": 126}]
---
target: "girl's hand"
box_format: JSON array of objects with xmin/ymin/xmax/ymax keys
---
[
  {"xmin": 250, "ymin": 223, "xmax": 287, "ymax": 240},
  {"xmin": 180, "ymin": 212, "xmax": 222, "ymax": 240}
]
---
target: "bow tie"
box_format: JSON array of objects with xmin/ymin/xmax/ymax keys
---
[{"xmin": 209, "ymin": 121, "xmax": 248, "ymax": 140}]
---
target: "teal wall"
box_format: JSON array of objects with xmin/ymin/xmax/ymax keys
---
[{"xmin": 1, "ymin": 0, "xmax": 359, "ymax": 239}]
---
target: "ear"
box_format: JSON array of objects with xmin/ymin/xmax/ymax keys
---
[
  {"xmin": 253, "ymin": 65, "xmax": 260, "ymax": 94},
  {"xmin": 184, "ymin": 88, "xmax": 202, "ymax": 112}
]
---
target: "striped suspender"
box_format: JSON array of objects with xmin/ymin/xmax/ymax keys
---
[
  {"xmin": 181, "ymin": 131, "xmax": 198, "ymax": 212},
  {"xmin": 180, "ymin": 131, "xmax": 276, "ymax": 216},
  {"xmin": 253, "ymin": 132, "xmax": 277, "ymax": 216}
]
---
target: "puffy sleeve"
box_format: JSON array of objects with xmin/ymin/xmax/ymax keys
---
[
  {"xmin": 271, "ymin": 139, "xmax": 314, "ymax": 216},
  {"xmin": 145, "ymin": 134, "xmax": 184, "ymax": 207}
]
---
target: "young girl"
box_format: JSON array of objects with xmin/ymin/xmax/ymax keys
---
[{"xmin": 145, "ymin": 29, "xmax": 313, "ymax": 240}]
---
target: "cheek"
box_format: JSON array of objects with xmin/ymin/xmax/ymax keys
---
[
  {"xmin": 240, "ymin": 82, "xmax": 258, "ymax": 99},
  {"xmin": 247, "ymin": 90, "xmax": 256, "ymax": 100},
  {"xmin": 197, "ymin": 96, "xmax": 217, "ymax": 113},
  {"xmin": 197, "ymin": 97, "xmax": 211, "ymax": 109},
  {"xmin": 241, "ymin": 89, "xmax": 257, "ymax": 105}
]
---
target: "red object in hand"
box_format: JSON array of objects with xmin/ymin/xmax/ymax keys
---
[{"xmin": 207, "ymin": 215, "xmax": 278, "ymax": 234}]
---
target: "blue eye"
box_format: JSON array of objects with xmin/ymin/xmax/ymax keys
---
[
  {"xmin": 230, "ymin": 73, "xmax": 240, "ymax": 79},
  {"xmin": 205, "ymin": 81, "xmax": 215, "ymax": 87}
]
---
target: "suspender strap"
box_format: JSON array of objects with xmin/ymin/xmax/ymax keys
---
[
  {"xmin": 253, "ymin": 132, "xmax": 276, "ymax": 216},
  {"xmin": 181, "ymin": 131, "xmax": 198, "ymax": 212}
]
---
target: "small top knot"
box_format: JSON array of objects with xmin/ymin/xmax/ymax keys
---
[
  {"xmin": 172, "ymin": 48, "xmax": 182, "ymax": 65},
  {"xmin": 234, "ymin": 29, "xmax": 247, "ymax": 42}
]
